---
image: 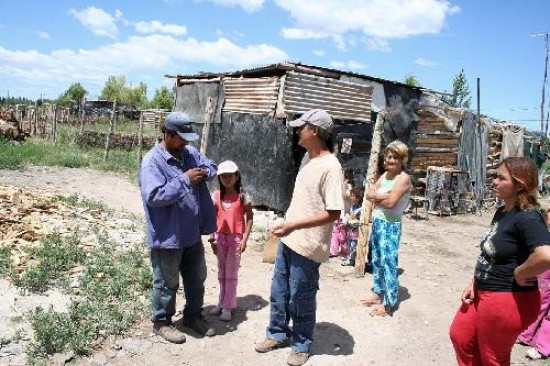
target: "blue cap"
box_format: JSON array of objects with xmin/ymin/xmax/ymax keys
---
[{"xmin": 164, "ymin": 111, "xmax": 199, "ymax": 141}]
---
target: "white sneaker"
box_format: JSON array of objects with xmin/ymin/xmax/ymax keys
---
[
  {"xmin": 220, "ymin": 309, "xmax": 232, "ymax": 321},
  {"xmin": 526, "ymin": 348, "xmax": 542, "ymax": 360},
  {"xmin": 209, "ymin": 306, "xmax": 222, "ymax": 315}
]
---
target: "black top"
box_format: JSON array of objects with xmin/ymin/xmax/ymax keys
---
[{"xmin": 474, "ymin": 206, "xmax": 550, "ymax": 292}]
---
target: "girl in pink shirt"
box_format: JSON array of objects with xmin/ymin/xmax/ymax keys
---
[{"xmin": 209, "ymin": 160, "xmax": 254, "ymax": 321}]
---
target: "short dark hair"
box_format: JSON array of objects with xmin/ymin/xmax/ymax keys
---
[{"xmin": 161, "ymin": 126, "xmax": 177, "ymax": 136}]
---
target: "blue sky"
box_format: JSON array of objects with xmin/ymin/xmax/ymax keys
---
[{"xmin": 1, "ymin": 0, "xmax": 549, "ymax": 131}]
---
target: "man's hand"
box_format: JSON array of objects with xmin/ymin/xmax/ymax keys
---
[
  {"xmin": 271, "ymin": 222, "xmax": 295, "ymax": 238},
  {"xmin": 186, "ymin": 167, "xmax": 207, "ymax": 184}
]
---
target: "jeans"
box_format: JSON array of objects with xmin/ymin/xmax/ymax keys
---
[
  {"xmin": 267, "ymin": 242, "xmax": 320, "ymax": 353},
  {"xmin": 150, "ymin": 243, "xmax": 207, "ymax": 324}
]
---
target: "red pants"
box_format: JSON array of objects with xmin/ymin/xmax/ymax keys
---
[{"xmin": 449, "ymin": 289, "xmax": 540, "ymax": 366}]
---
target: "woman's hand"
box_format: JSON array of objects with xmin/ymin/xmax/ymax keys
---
[
  {"xmin": 461, "ymin": 281, "xmax": 475, "ymax": 305},
  {"xmin": 514, "ymin": 266, "xmax": 538, "ymax": 286}
]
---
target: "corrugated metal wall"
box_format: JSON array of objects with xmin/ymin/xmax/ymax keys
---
[
  {"xmin": 284, "ymin": 71, "xmax": 373, "ymax": 122},
  {"xmin": 223, "ymin": 77, "xmax": 280, "ymax": 114}
]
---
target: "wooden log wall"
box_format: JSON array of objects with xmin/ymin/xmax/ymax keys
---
[
  {"xmin": 410, "ymin": 109, "xmax": 460, "ymax": 177},
  {"xmin": 487, "ymin": 126, "xmax": 503, "ymax": 172}
]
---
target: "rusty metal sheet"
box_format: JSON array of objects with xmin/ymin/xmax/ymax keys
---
[
  {"xmin": 222, "ymin": 77, "xmax": 280, "ymax": 115},
  {"xmin": 283, "ymin": 72, "xmax": 373, "ymax": 122}
]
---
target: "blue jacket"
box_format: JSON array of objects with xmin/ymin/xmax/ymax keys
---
[{"xmin": 139, "ymin": 143, "xmax": 217, "ymax": 249}]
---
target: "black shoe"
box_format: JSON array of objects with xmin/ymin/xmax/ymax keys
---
[{"xmin": 182, "ymin": 316, "xmax": 216, "ymax": 337}]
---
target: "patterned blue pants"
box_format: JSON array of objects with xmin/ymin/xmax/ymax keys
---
[{"xmin": 369, "ymin": 217, "xmax": 402, "ymax": 308}]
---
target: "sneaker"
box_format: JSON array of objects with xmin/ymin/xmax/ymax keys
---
[
  {"xmin": 287, "ymin": 351, "xmax": 310, "ymax": 366},
  {"xmin": 254, "ymin": 338, "xmax": 291, "ymax": 353},
  {"xmin": 209, "ymin": 306, "xmax": 222, "ymax": 315},
  {"xmin": 526, "ymin": 348, "xmax": 542, "ymax": 360},
  {"xmin": 153, "ymin": 322, "xmax": 186, "ymax": 344},
  {"xmin": 219, "ymin": 309, "xmax": 232, "ymax": 321},
  {"xmin": 182, "ymin": 317, "xmax": 216, "ymax": 337}
]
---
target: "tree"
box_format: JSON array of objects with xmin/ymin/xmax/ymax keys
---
[
  {"xmin": 445, "ymin": 69, "xmax": 472, "ymax": 108},
  {"xmin": 150, "ymin": 86, "xmax": 175, "ymax": 109},
  {"xmin": 126, "ymin": 82, "xmax": 148, "ymax": 109},
  {"xmin": 404, "ymin": 74, "xmax": 421, "ymax": 87},
  {"xmin": 57, "ymin": 82, "xmax": 88, "ymax": 110},
  {"xmin": 99, "ymin": 75, "xmax": 128, "ymax": 103}
]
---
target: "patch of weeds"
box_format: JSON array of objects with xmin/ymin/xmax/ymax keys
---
[
  {"xmin": 28, "ymin": 231, "xmax": 152, "ymax": 360},
  {"xmin": 14, "ymin": 232, "xmax": 85, "ymax": 292},
  {"xmin": 28, "ymin": 306, "xmax": 92, "ymax": 357},
  {"xmin": 53, "ymin": 194, "xmax": 106, "ymax": 211},
  {"xmin": 0, "ymin": 244, "xmax": 13, "ymax": 278}
]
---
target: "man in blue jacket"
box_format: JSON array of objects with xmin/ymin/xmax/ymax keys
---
[{"xmin": 140, "ymin": 111, "xmax": 217, "ymax": 343}]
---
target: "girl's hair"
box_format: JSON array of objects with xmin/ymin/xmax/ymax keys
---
[
  {"xmin": 350, "ymin": 187, "xmax": 364, "ymax": 204},
  {"xmin": 218, "ymin": 171, "xmax": 244, "ymax": 203},
  {"xmin": 385, "ymin": 140, "xmax": 409, "ymax": 168},
  {"xmin": 498, "ymin": 156, "xmax": 539, "ymax": 210}
]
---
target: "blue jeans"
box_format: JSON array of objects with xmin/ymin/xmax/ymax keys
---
[
  {"xmin": 267, "ymin": 242, "xmax": 320, "ymax": 353},
  {"xmin": 150, "ymin": 243, "xmax": 207, "ymax": 324}
]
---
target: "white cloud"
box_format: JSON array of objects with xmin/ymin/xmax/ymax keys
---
[
  {"xmin": 215, "ymin": 29, "xmax": 245, "ymax": 40},
  {"xmin": 0, "ymin": 35, "xmax": 288, "ymax": 97},
  {"xmin": 415, "ymin": 57, "xmax": 438, "ymax": 67},
  {"xmin": 37, "ymin": 31, "xmax": 50, "ymax": 40},
  {"xmin": 364, "ymin": 38, "xmax": 391, "ymax": 52},
  {"xmin": 198, "ymin": 0, "xmax": 265, "ymax": 13},
  {"xmin": 313, "ymin": 49, "xmax": 325, "ymax": 57},
  {"xmin": 329, "ymin": 60, "xmax": 368, "ymax": 70},
  {"xmin": 134, "ymin": 20, "xmax": 187, "ymax": 36},
  {"xmin": 276, "ymin": 0, "xmax": 459, "ymax": 47},
  {"xmin": 70, "ymin": 7, "xmax": 118, "ymax": 39}
]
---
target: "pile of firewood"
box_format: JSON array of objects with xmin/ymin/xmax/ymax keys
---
[{"xmin": 0, "ymin": 107, "xmax": 25, "ymax": 141}]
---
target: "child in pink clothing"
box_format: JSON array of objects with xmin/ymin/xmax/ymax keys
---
[
  {"xmin": 209, "ymin": 160, "xmax": 253, "ymax": 321},
  {"xmin": 517, "ymin": 207, "xmax": 550, "ymax": 359}
]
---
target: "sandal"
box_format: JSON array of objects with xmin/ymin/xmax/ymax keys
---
[
  {"xmin": 360, "ymin": 294, "xmax": 381, "ymax": 306},
  {"xmin": 369, "ymin": 305, "xmax": 390, "ymax": 317}
]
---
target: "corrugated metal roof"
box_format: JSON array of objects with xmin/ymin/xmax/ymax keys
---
[
  {"xmin": 284, "ymin": 72, "xmax": 373, "ymax": 122},
  {"xmin": 222, "ymin": 77, "xmax": 280, "ymax": 114}
]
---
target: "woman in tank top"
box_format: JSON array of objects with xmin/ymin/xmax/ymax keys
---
[{"xmin": 360, "ymin": 140, "xmax": 411, "ymax": 317}]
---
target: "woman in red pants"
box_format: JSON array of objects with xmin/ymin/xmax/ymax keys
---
[{"xmin": 449, "ymin": 157, "xmax": 550, "ymax": 366}]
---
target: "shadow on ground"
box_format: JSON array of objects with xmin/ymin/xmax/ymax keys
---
[{"xmin": 312, "ymin": 321, "xmax": 354, "ymax": 356}]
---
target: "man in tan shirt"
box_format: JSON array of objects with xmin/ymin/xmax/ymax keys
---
[{"xmin": 254, "ymin": 109, "xmax": 344, "ymax": 366}]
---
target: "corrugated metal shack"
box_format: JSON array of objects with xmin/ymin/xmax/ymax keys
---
[{"xmin": 170, "ymin": 62, "xmax": 422, "ymax": 211}]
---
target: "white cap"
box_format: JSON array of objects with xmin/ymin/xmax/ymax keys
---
[{"xmin": 217, "ymin": 160, "xmax": 239, "ymax": 175}]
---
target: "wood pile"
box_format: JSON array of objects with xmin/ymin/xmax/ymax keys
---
[
  {"xmin": 0, "ymin": 185, "xmax": 142, "ymax": 275},
  {"xmin": 410, "ymin": 109, "xmax": 460, "ymax": 176},
  {"xmin": 487, "ymin": 125, "xmax": 503, "ymax": 171},
  {"xmin": 0, "ymin": 107, "xmax": 25, "ymax": 141},
  {"xmin": 75, "ymin": 131, "xmax": 156, "ymax": 148}
]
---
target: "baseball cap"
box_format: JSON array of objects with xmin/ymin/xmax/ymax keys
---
[
  {"xmin": 164, "ymin": 111, "xmax": 199, "ymax": 141},
  {"xmin": 217, "ymin": 160, "xmax": 239, "ymax": 175},
  {"xmin": 288, "ymin": 109, "xmax": 333, "ymax": 133}
]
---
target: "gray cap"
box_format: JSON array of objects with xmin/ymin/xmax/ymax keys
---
[
  {"xmin": 164, "ymin": 111, "xmax": 199, "ymax": 141},
  {"xmin": 288, "ymin": 109, "xmax": 333, "ymax": 132}
]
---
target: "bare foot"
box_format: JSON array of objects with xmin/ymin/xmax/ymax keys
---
[
  {"xmin": 360, "ymin": 293, "xmax": 381, "ymax": 306},
  {"xmin": 369, "ymin": 305, "xmax": 390, "ymax": 317}
]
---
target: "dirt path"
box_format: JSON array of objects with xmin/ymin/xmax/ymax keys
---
[{"xmin": 0, "ymin": 166, "xmax": 539, "ymax": 365}]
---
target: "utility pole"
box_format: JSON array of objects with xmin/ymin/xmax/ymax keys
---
[{"xmin": 532, "ymin": 32, "xmax": 550, "ymax": 138}]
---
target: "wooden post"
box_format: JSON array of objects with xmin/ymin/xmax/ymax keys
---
[
  {"xmin": 33, "ymin": 102, "xmax": 38, "ymax": 136},
  {"xmin": 104, "ymin": 101, "xmax": 117, "ymax": 162},
  {"xmin": 354, "ymin": 110, "xmax": 386, "ymax": 277},
  {"xmin": 52, "ymin": 105, "xmax": 58, "ymax": 142},
  {"xmin": 137, "ymin": 111, "xmax": 145, "ymax": 168},
  {"xmin": 200, "ymin": 97, "xmax": 214, "ymax": 154}
]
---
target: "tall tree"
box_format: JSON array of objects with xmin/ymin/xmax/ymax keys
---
[
  {"xmin": 404, "ymin": 74, "xmax": 421, "ymax": 87},
  {"xmin": 57, "ymin": 82, "xmax": 88, "ymax": 110},
  {"xmin": 446, "ymin": 69, "xmax": 472, "ymax": 108},
  {"xmin": 150, "ymin": 86, "xmax": 175, "ymax": 109},
  {"xmin": 126, "ymin": 82, "xmax": 148, "ymax": 108},
  {"xmin": 99, "ymin": 75, "xmax": 128, "ymax": 103}
]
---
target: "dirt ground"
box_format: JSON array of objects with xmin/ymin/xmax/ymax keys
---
[{"xmin": 0, "ymin": 166, "xmax": 543, "ymax": 366}]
